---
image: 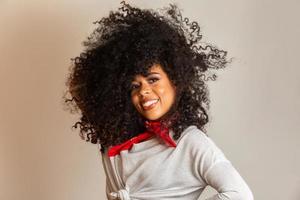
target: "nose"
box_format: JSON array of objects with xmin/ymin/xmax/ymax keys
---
[{"xmin": 139, "ymin": 83, "xmax": 151, "ymax": 96}]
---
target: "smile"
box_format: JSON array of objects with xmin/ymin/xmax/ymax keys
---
[{"xmin": 142, "ymin": 99, "xmax": 159, "ymax": 110}]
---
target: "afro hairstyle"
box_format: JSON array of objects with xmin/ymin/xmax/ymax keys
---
[{"xmin": 63, "ymin": 1, "xmax": 228, "ymax": 150}]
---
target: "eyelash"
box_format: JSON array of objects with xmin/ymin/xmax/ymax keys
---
[
  {"xmin": 131, "ymin": 77, "xmax": 159, "ymax": 90},
  {"xmin": 148, "ymin": 77, "xmax": 159, "ymax": 83}
]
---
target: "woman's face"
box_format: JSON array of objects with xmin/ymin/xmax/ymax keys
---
[{"xmin": 130, "ymin": 64, "xmax": 176, "ymax": 121}]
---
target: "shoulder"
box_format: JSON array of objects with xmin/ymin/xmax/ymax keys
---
[
  {"xmin": 175, "ymin": 125, "xmax": 215, "ymax": 148},
  {"xmin": 174, "ymin": 125, "xmax": 227, "ymax": 159}
]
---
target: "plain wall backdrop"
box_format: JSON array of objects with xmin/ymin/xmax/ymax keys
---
[{"xmin": 1, "ymin": 0, "xmax": 299, "ymax": 199}]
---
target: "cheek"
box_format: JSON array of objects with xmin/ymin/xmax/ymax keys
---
[
  {"xmin": 131, "ymin": 94, "xmax": 139, "ymax": 108},
  {"xmin": 158, "ymin": 85, "xmax": 175, "ymax": 101}
]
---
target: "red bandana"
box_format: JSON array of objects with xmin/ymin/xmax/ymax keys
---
[{"xmin": 108, "ymin": 121, "xmax": 177, "ymax": 157}]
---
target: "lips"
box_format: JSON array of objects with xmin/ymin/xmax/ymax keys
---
[{"xmin": 141, "ymin": 99, "xmax": 159, "ymax": 110}]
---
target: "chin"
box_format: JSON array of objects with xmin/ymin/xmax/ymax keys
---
[
  {"xmin": 145, "ymin": 117, "xmax": 160, "ymax": 121},
  {"xmin": 143, "ymin": 114, "xmax": 162, "ymax": 121}
]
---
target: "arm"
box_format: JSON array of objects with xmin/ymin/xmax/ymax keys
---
[
  {"xmin": 203, "ymin": 161, "xmax": 253, "ymax": 200},
  {"xmin": 189, "ymin": 130, "xmax": 253, "ymax": 200}
]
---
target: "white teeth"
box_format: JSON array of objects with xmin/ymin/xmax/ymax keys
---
[{"xmin": 142, "ymin": 99, "xmax": 158, "ymax": 107}]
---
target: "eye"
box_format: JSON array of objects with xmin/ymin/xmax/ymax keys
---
[
  {"xmin": 148, "ymin": 77, "xmax": 159, "ymax": 84},
  {"xmin": 130, "ymin": 83, "xmax": 140, "ymax": 90}
]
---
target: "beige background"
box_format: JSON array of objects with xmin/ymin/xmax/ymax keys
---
[{"xmin": 1, "ymin": 0, "xmax": 299, "ymax": 199}]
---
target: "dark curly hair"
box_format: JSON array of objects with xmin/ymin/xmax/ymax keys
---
[{"xmin": 63, "ymin": 1, "xmax": 228, "ymax": 151}]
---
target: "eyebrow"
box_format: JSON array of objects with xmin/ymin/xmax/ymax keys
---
[
  {"xmin": 145, "ymin": 72, "xmax": 160, "ymax": 76},
  {"xmin": 131, "ymin": 72, "xmax": 161, "ymax": 83}
]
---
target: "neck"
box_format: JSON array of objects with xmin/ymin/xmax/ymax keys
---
[{"xmin": 144, "ymin": 111, "xmax": 179, "ymax": 128}]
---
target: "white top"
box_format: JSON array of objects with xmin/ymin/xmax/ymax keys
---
[{"xmin": 100, "ymin": 125, "xmax": 254, "ymax": 200}]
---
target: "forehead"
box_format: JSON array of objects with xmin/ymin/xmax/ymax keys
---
[{"xmin": 132, "ymin": 64, "xmax": 166, "ymax": 81}]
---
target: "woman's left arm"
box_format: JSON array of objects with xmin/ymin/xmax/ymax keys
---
[
  {"xmin": 203, "ymin": 160, "xmax": 254, "ymax": 200},
  {"xmin": 189, "ymin": 130, "xmax": 254, "ymax": 200}
]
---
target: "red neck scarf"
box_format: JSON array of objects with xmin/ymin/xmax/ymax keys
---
[{"xmin": 108, "ymin": 121, "xmax": 177, "ymax": 157}]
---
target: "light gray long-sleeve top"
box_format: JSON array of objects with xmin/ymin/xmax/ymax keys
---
[{"xmin": 100, "ymin": 125, "xmax": 254, "ymax": 200}]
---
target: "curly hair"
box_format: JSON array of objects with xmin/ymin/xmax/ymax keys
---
[{"xmin": 63, "ymin": 1, "xmax": 228, "ymax": 151}]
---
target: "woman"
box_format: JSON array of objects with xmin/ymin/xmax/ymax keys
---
[{"xmin": 64, "ymin": 1, "xmax": 254, "ymax": 199}]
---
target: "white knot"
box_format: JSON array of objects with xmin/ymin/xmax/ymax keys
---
[{"xmin": 109, "ymin": 186, "xmax": 130, "ymax": 200}]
